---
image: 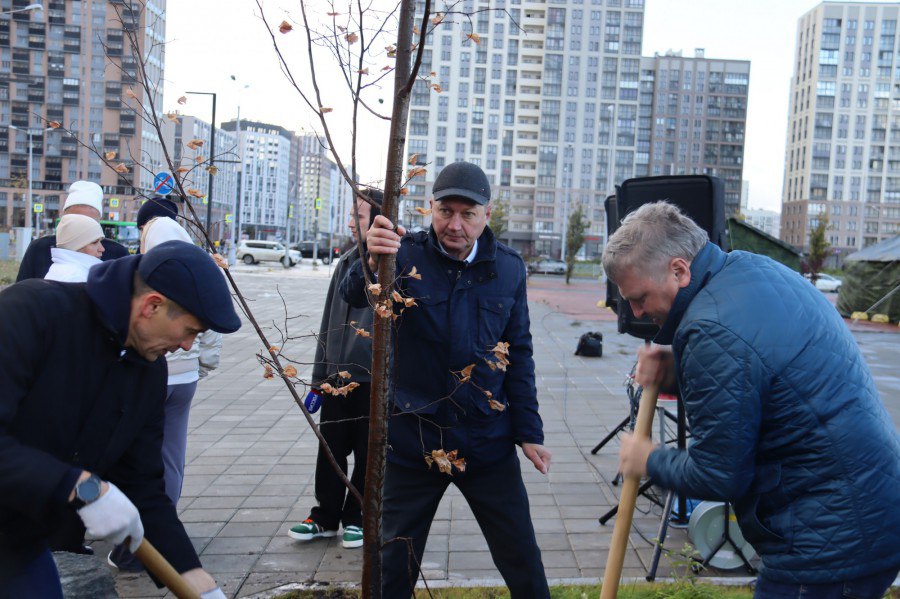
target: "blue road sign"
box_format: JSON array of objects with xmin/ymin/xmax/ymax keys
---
[{"xmin": 153, "ymin": 172, "xmax": 175, "ymax": 196}]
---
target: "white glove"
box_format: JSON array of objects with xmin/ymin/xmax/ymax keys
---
[
  {"xmin": 200, "ymin": 588, "xmax": 227, "ymax": 599},
  {"xmin": 77, "ymin": 482, "xmax": 144, "ymax": 552}
]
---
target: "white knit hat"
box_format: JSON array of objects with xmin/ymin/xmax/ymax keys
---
[
  {"xmin": 56, "ymin": 214, "xmax": 104, "ymax": 251},
  {"xmin": 141, "ymin": 216, "xmax": 193, "ymax": 253},
  {"xmin": 63, "ymin": 181, "xmax": 103, "ymax": 213}
]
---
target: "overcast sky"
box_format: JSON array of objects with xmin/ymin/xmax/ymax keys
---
[{"xmin": 164, "ymin": 0, "xmax": 833, "ymax": 213}]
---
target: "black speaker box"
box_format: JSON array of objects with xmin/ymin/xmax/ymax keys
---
[{"xmin": 605, "ymin": 175, "xmax": 727, "ymax": 341}]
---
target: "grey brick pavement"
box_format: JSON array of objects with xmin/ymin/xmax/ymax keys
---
[{"xmin": 84, "ymin": 264, "xmax": 897, "ymax": 598}]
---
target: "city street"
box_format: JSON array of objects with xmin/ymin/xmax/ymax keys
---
[{"xmin": 80, "ymin": 264, "xmax": 898, "ymax": 597}]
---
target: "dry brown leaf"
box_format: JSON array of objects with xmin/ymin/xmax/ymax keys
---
[
  {"xmin": 327, "ymin": 11, "xmax": 339, "ymax": 16},
  {"xmin": 391, "ymin": 290, "xmax": 403, "ymax": 303},
  {"xmin": 278, "ymin": 20, "xmax": 293, "ymax": 34},
  {"xmin": 407, "ymin": 166, "xmax": 426, "ymax": 179},
  {"xmin": 375, "ymin": 303, "xmax": 392, "ymax": 319},
  {"xmin": 186, "ymin": 138, "xmax": 204, "ymax": 150},
  {"xmin": 488, "ymin": 399, "xmax": 507, "ymax": 412},
  {"xmin": 460, "ymin": 364, "xmax": 475, "ymax": 379},
  {"xmin": 177, "ymin": 95, "xmax": 187, "ymax": 105},
  {"xmin": 321, "ymin": 381, "xmax": 360, "ymax": 397},
  {"xmin": 337, "ymin": 370, "xmax": 351, "ymax": 380},
  {"xmin": 166, "ymin": 112, "xmax": 179, "ymax": 123},
  {"xmin": 187, "ymin": 188, "xmax": 204, "ymax": 198},
  {"xmin": 467, "ymin": 32, "xmax": 481, "ymax": 44},
  {"xmin": 194, "ymin": 155, "xmax": 204, "ymax": 163},
  {"xmin": 403, "ymin": 297, "xmax": 417, "ymax": 307},
  {"xmin": 408, "ymin": 153, "xmax": 419, "ymax": 165},
  {"xmin": 283, "ymin": 365, "xmax": 298, "ymax": 378},
  {"xmin": 206, "ymin": 166, "xmax": 218, "ymax": 175},
  {"xmin": 429, "ymin": 449, "xmax": 452, "ymax": 474},
  {"xmin": 263, "ymin": 365, "xmax": 274, "ymax": 379},
  {"xmin": 269, "ymin": 345, "xmax": 280, "ymax": 352},
  {"xmin": 431, "ymin": 83, "xmax": 443, "ymax": 93},
  {"xmin": 412, "ymin": 26, "xmax": 420, "ymax": 36},
  {"xmin": 399, "ymin": 187, "xmax": 409, "ymax": 195},
  {"xmin": 483, "ymin": 390, "xmax": 493, "ymax": 398},
  {"xmin": 104, "ymin": 151, "xmax": 116, "ymax": 160},
  {"xmin": 320, "ymin": 107, "xmax": 333, "ymax": 114},
  {"xmin": 212, "ymin": 253, "xmax": 229, "ymax": 269},
  {"xmin": 492, "ymin": 341, "xmax": 510, "ymax": 356},
  {"xmin": 355, "ymin": 328, "xmax": 371, "ymax": 338},
  {"xmin": 415, "ymin": 207, "xmax": 432, "ymax": 216},
  {"xmin": 345, "ymin": 32, "xmax": 359, "ymax": 44},
  {"xmin": 408, "ymin": 266, "xmax": 422, "ymax": 280},
  {"xmin": 382, "ymin": 65, "xmax": 393, "ymax": 71},
  {"xmin": 113, "ymin": 163, "xmax": 129, "ymax": 174},
  {"xmin": 125, "ymin": 89, "xmax": 138, "ymax": 100},
  {"xmin": 367, "ymin": 283, "xmax": 382, "ymax": 295},
  {"xmin": 431, "ymin": 13, "xmax": 444, "ymax": 25},
  {"xmin": 48, "ymin": 121, "xmax": 61, "ymax": 129},
  {"xmin": 357, "ymin": 68, "xmax": 369, "ymax": 75},
  {"xmin": 175, "ymin": 166, "xmax": 190, "ymax": 174}
]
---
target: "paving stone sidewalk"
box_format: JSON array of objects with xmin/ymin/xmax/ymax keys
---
[{"xmin": 70, "ymin": 265, "xmax": 896, "ymax": 598}]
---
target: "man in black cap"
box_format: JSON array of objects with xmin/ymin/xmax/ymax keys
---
[
  {"xmin": 136, "ymin": 196, "xmax": 179, "ymax": 231},
  {"xmin": 341, "ymin": 162, "xmax": 552, "ymax": 598},
  {"xmin": 0, "ymin": 240, "xmax": 239, "ymax": 598}
]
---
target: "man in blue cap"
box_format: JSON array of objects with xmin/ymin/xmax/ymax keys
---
[
  {"xmin": 0, "ymin": 240, "xmax": 240, "ymax": 598},
  {"xmin": 341, "ymin": 162, "xmax": 552, "ymax": 598}
]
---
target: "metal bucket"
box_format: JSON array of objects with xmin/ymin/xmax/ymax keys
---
[{"xmin": 688, "ymin": 501, "xmax": 757, "ymax": 569}]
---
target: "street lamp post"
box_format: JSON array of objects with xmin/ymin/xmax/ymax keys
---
[
  {"xmin": 227, "ymin": 76, "xmax": 249, "ymax": 266},
  {"xmin": 0, "ymin": 4, "xmax": 43, "ymax": 18},
  {"xmin": 185, "ymin": 91, "xmax": 216, "ymax": 233},
  {"xmin": 8, "ymin": 124, "xmax": 56, "ymax": 235},
  {"xmin": 560, "ymin": 143, "xmax": 573, "ymax": 262}
]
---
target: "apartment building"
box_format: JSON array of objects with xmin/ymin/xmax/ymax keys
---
[
  {"xmin": 159, "ymin": 113, "xmax": 239, "ymax": 242},
  {"xmin": 0, "ymin": 0, "xmax": 166, "ymax": 231},
  {"xmin": 638, "ymin": 50, "xmax": 750, "ymax": 217},
  {"xmin": 782, "ymin": 2, "xmax": 900, "ymax": 254},
  {"xmin": 404, "ymin": 0, "xmax": 646, "ymax": 258},
  {"xmin": 294, "ymin": 132, "xmax": 350, "ymax": 248}
]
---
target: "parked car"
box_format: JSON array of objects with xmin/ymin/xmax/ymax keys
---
[
  {"xmin": 804, "ymin": 272, "xmax": 843, "ymax": 292},
  {"xmin": 529, "ymin": 259, "xmax": 567, "ymax": 275},
  {"xmin": 237, "ymin": 240, "xmax": 300, "ymax": 266},
  {"xmin": 291, "ymin": 240, "xmax": 340, "ymax": 264}
]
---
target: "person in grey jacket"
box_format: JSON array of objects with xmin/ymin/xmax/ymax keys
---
[{"xmin": 288, "ymin": 189, "xmax": 381, "ymax": 549}]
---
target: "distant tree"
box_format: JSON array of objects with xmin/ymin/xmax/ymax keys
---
[
  {"xmin": 564, "ymin": 204, "xmax": 589, "ymax": 284},
  {"xmin": 489, "ymin": 193, "xmax": 509, "ymax": 240},
  {"xmin": 803, "ymin": 215, "xmax": 831, "ymax": 281}
]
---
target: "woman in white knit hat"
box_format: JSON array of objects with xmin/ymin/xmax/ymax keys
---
[
  {"xmin": 44, "ymin": 214, "xmax": 106, "ymax": 282},
  {"xmin": 107, "ymin": 215, "xmax": 224, "ymax": 572}
]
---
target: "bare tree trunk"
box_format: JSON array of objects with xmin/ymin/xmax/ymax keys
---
[{"xmin": 361, "ymin": 2, "xmax": 417, "ymax": 596}]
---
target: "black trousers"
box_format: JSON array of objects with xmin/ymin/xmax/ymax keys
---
[
  {"xmin": 309, "ymin": 382, "xmax": 370, "ymax": 530},
  {"xmin": 382, "ymin": 452, "xmax": 550, "ymax": 598}
]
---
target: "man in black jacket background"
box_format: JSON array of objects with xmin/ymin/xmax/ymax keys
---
[
  {"xmin": 15, "ymin": 180, "xmax": 129, "ymax": 281},
  {"xmin": 0, "ymin": 241, "xmax": 239, "ymax": 598}
]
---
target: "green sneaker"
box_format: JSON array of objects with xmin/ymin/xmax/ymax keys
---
[
  {"xmin": 288, "ymin": 518, "xmax": 337, "ymax": 541},
  {"xmin": 342, "ymin": 525, "xmax": 363, "ymax": 548}
]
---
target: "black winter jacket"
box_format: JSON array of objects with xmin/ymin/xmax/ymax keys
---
[
  {"xmin": 0, "ymin": 256, "xmax": 201, "ymax": 580},
  {"xmin": 16, "ymin": 234, "xmax": 129, "ymax": 282},
  {"xmin": 341, "ymin": 226, "xmax": 543, "ymax": 470}
]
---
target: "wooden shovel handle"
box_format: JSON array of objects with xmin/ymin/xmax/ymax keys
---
[
  {"xmin": 600, "ymin": 380, "xmax": 659, "ymax": 598},
  {"xmin": 133, "ymin": 539, "xmax": 201, "ymax": 599}
]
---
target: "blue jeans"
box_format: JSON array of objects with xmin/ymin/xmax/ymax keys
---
[
  {"xmin": 381, "ymin": 452, "xmax": 549, "ymax": 599},
  {"xmin": 754, "ymin": 566, "xmax": 899, "ymax": 599},
  {"xmin": 4, "ymin": 549, "xmax": 64, "ymax": 599}
]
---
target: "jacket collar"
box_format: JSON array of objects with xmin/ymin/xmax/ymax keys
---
[
  {"xmin": 427, "ymin": 225, "xmax": 497, "ymax": 265},
  {"xmin": 654, "ymin": 242, "xmax": 727, "ymax": 345},
  {"xmin": 86, "ymin": 254, "xmax": 142, "ymax": 347}
]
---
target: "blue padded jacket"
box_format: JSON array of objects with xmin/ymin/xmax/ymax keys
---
[{"xmin": 647, "ymin": 242, "xmax": 900, "ymax": 583}]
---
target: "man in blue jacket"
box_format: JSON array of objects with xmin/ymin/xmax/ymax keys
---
[
  {"xmin": 341, "ymin": 162, "xmax": 552, "ymax": 598},
  {"xmin": 0, "ymin": 241, "xmax": 239, "ymax": 598},
  {"xmin": 605, "ymin": 202, "xmax": 900, "ymax": 598}
]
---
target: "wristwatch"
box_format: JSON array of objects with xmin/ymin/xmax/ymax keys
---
[{"xmin": 70, "ymin": 473, "xmax": 103, "ymax": 509}]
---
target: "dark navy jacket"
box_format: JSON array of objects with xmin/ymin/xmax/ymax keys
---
[
  {"xmin": 0, "ymin": 256, "xmax": 201, "ymax": 580},
  {"xmin": 647, "ymin": 242, "xmax": 900, "ymax": 583},
  {"xmin": 341, "ymin": 226, "xmax": 543, "ymax": 470},
  {"xmin": 16, "ymin": 234, "xmax": 129, "ymax": 282}
]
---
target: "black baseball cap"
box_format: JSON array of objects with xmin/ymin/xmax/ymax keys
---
[
  {"xmin": 432, "ymin": 161, "xmax": 491, "ymax": 205},
  {"xmin": 137, "ymin": 197, "xmax": 179, "ymax": 229},
  {"xmin": 138, "ymin": 240, "xmax": 241, "ymax": 333}
]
